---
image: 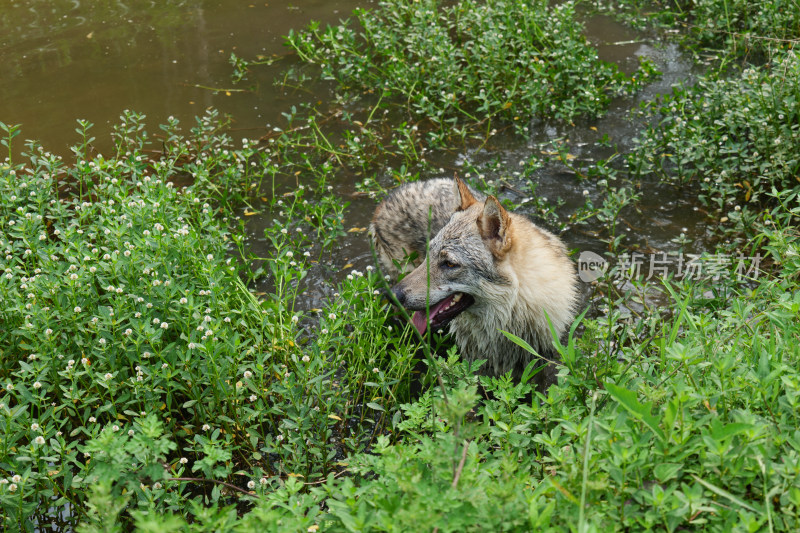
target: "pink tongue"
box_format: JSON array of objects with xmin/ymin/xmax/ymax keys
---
[
  {"xmin": 410, "ymin": 294, "xmax": 458, "ymax": 335},
  {"xmin": 411, "ymin": 311, "xmax": 428, "ymax": 335}
]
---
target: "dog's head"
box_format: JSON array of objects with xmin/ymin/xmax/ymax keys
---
[{"xmin": 391, "ymin": 177, "xmax": 514, "ymax": 335}]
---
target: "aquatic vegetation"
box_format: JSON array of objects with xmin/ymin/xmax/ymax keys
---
[
  {"xmin": 630, "ymin": 50, "xmax": 800, "ymax": 210},
  {"xmin": 594, "ymin": 0, "xmax": 800, "ymax": 57},
  {"xmin": 286, "ymin": 0, "xmax": 659, "ymax": 139}
]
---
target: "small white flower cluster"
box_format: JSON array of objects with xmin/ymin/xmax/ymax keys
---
[{"xmin": 346, "ymin": 269, "xmax": 365, "ymax": 281}]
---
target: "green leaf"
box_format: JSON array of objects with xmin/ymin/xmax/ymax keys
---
[
  {"xmin": 366, "ymin": 402, "xmax": 384, "ymax": 412},
  {"xmin": 692, "ymin": 475, "xmax": 757, "ymax": 512},
  {"xmin": 710, "ymin": 420, "xmax": 753, "ymax": 441},
  {"xmin": 654, "ymin": 463, "xmax": 682, "ymax": 482},
  {"xmin": 604, "ymin": 382, "xmax": 665, "ymax": 442}
]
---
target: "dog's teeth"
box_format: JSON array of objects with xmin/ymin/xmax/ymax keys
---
[{"xmin": 452, "ymin": 294, "xmax": 462, "ymax": 303}]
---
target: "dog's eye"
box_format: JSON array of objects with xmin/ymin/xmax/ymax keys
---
[{"xmin": 441, "ymin": 260, "xmax": 459, "ymax": 269}]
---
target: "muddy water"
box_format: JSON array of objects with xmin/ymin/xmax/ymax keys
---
[
  {"xmin": 0, "ymin": 0, "xmax": 362, "ymax": 156},
  {"xmin": 2, "ymin": 1, "xmax": 710, "ymax": 311}
]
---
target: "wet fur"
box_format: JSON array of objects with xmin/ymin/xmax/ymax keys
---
[
  {"xmin": 369, "ymin": 178, "xmax": 485, "ymax": 278},
  {"xmin": 370, "ymin": 177, "xmax": 578, "ymax": 391}
]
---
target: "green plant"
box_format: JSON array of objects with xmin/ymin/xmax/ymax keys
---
[{"xmin": 286, "ymin": 0, "xmax": 659, "ymax": 140}]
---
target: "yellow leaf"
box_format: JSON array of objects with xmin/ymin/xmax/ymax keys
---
[
  {"xmin": 590, "ymin": 126, "xmax": 598, "ymax": 131},
  {"xmin": 348, "ymin": 227, "xmax": 367, "ymax": 233},
  {"xmin": 328, "ymin": 414, "xmax": 342, "ymax": 421},
  {"xmin": 342, "ymin": 263, "xmax": 353, "ymax": 269},
  {"xmin": 116, "ymin": 413, "xmax": 128, "ymax": 421},
  {"xmin": 225, "ymin": 91, "xmax": 231, "ymax": 96},
  {"xmin": 243, "ymin": 210, "xmax": 258, "ymax": 216},
  {"xmin": 86, "ymin": 32, "xmax": 94, "ymax": 39},
  {"xmin": 502, "ymin": 101, "xmax": 512, "ymax": 109},
  {"xmin": 288, "ymin": 473, "xmax": 305, "ymax": 478}
]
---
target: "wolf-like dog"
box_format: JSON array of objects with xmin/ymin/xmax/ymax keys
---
[{"xmin": 370, "ymin": 177, "xmax": 578, "ymax": 390}]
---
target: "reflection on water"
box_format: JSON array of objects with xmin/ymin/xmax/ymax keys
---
[{"xmin": 0, "ymin": 0, "xmax": 362, "ymax": 156}]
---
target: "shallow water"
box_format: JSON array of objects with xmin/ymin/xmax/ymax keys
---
[{"xmin": 0, "ymin": 0, "xmax": 362, "ymax": 155}]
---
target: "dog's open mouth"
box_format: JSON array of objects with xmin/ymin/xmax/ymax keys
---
[{"xmin": 410, "ymin": 292, "xmax": 475, "ymax": 335}]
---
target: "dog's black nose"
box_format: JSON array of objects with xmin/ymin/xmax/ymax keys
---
[
  {"xmin": 391, "ymin": 285, "xmax": 406, "ymax": 307},
  {"xmin": 378, "ymin": 287, "xmax": 393, "ymax": 303}
]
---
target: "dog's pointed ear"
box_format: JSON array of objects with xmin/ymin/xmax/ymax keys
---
[
  {"xmin": 455, "ymin": 175, "xmax": 477, "ymax": 211},
  {"xmin": 477, "ymin": 196, "xmax": 512, "ymax": 258}
]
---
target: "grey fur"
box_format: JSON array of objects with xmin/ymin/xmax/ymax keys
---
[{"xmin": 369, "ymin": 178, "xmax": 485, "ymax": 277}]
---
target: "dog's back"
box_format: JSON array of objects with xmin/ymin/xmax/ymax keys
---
[{"xmin": 369, "ymin": 178, "xmax": 485, "ymax": 277}]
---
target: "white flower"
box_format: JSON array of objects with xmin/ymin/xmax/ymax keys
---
[
  {"xmin": 247, "ymin": 480, "xmax": 256, "ymax": 490},
  {"xmin": 89, "ymin": 416, "xmax": 97, "ymax": 423},
  {"xmin": 31, "ymin": 423, "xmax": 40, "ymax": 431},
  {"xmin": 202, "ymin": 424, "xmax": 210, "ymax": 431},
  {"xmin": 33, "ymin": 381, "xmax": 42, "ymax": 389},
  {"xmin": 179, "ymin": 457, "xmax": 188, "ymax": 464},
  {"xmin": 243, "ymin": 370, "xmax": 253, "ymax": 379},
  {"xmin": 35, "ymin": 436, "xmax": 45, "ymax": 445},
  {"xmin": 104, "ymin": 373, "xmax": 113, "ymax": 380}
]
